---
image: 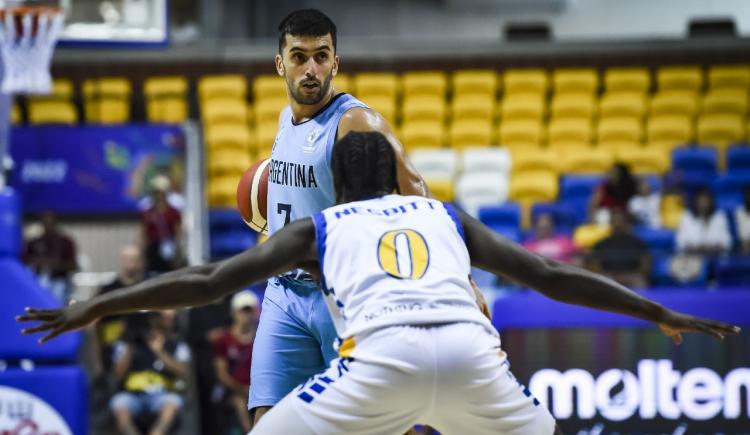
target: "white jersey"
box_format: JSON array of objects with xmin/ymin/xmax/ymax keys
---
[{"xmin": 311, "ymin": 194, "xmax": 496, "ymax": 341}]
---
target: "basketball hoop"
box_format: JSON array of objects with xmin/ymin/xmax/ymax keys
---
[{"xmin": 0, "ymin": 3, "xmax": 63, "ymax": 95}]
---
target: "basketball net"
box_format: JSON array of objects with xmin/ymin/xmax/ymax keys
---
[{"xmin": 0, "ymin": 5, "xmax": 63, "ymax": 95}]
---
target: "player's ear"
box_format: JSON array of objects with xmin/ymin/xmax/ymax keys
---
[
  {"xmin": 332, "ymin": 55, "xmax": 340, "ymax": 77},
  {"xmin": 275, "ymin": 54, "xmax": 284, "ymax": 76}
]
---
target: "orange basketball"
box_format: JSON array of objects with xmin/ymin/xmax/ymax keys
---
[{"xmin": 236, "ymin": 158, "xmax": 271, "ymax": 234}]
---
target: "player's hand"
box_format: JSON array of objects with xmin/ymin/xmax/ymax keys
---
[
  {"xmin": 469, "ymin": 276, "xmax": 491, "ymax": 320},
  {"xmin": 16, "ymin": 300, "xmax": 99, "ymax": 344},
  {"xmin": 657, "ymin": 309, "xmax": 740, "ymax": 345}
]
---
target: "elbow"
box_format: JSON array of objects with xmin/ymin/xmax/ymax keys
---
[{"xmin": 529, "ymin": 257, "xmax": 568, "ymax": 298}]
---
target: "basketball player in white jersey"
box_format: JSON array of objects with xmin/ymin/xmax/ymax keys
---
[{"xmin": 19, "ymin": 132, "xmax": 739, "ymax": 435}]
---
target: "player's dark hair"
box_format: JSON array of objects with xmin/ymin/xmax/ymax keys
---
[
  {"xmin": 278, "ymin": 9, "xmax": 337, "ymax": 53},
  {"xmin": 331, "ymin": 132, "xmax": 398, "ymax": 203}
]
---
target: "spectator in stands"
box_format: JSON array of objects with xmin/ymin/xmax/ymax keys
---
[
  {"xmin": 141, "ymin": 176, "xmax": 182, "ymax": 273},
  {"xmin": 589, "ymin": 209, "xmax": 651, "ymax": 288},
  {"xmin": 523, "ymin": 213, "xmax": 578, "ymax": 264},
  {"xmin": 138, "ymin": 174, "xmax": 185, "ymax": 212},
  {"xmin": 589, "ymin": 163, "xmax": 637, "ymax": 225},
  {"xmin": 628, "ymin": 178, "xmax": 661, "ymax": 229},
  {"xmin": 735, "ymin": 185, "xmax": 750, "ymax": 254},
  {"xmin": 677, "ymin": 189, "xmax": 731, "ymax": 256},
  {"xmin": 23, "ymin": 211, "xmax": 78, "ymax": 302},
  {"xmin": 212, "ymin": 291, "xmax": 259, "ymax": 434},
  {"xmin": 110, "ymin": 310, "xmax": 190, "ymax": 435},
  {"xmin": 90, "ymin": 245, "xmax": 145, "ymax": 378}
]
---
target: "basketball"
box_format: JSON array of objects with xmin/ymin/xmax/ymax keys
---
[{"xmin": 236, "ymin": 158, "xmax": 271, "ymax": 234}]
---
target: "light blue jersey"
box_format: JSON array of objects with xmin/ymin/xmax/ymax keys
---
[{"xmin": 249, "ymin": 93, "xmax": 368, "ymax": 410}]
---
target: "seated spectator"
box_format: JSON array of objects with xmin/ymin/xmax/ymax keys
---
[
  {"xmin": 23, "ymin": 211, "xmax": 78, "ymax": 302},
  {"xmin": 141, "ymin": 177, "xmax": 183, "ymax": 273},
  {"xmin": 589, "ymin": 163, "xmax": 637, "ymax": 225},
  {"xmin": 212, "ymin": 291, "xmax": 259, "ymax": 434},
  {"xmin": 110, "ymin": 310, "xmax": 190, "ymax": 435},
  {"xmin": 91, "ymin": 245, "xmax": 145, "ymax": 378},
  {"xmin": 735, "ymin": 185, "xmax": 750, "ymax": 254},
  {"xmin": 628, "ymin": 178, "xmax": 661, "ymax": 229},
  {"xmin": 523, "ymin": 213, "xmax": 578, "ymax": 264},
  {"xmin": 676, "ymin": 189, "xmax": 731, "ymax": 256},
  {"xmin": 589, "ymin": 209, "xmax": 651, "ymax": 288}
]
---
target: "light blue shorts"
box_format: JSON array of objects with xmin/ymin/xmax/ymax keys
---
[
  {"xmin": 248, "ymin": 278, "xmax": 338, "ymax": 410},
  {"xmin": 109, "ymin": 391, "xmax": 183, "ymax": 416}
]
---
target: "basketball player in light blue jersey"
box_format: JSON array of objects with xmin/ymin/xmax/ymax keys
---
[{"xmin": 251, "ymin": 9, "xmax": 429, "ymax": 425}]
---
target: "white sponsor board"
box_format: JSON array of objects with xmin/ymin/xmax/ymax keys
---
[
  {"xmin": 0, "ymin": 385, "xmax": 72, "ymax": 434},
  {"xmin": 529, "ymin": 359, "xmax": 750, "ymax": 421}
]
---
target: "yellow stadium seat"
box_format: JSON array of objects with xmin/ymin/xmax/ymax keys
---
[
  {"xmin": 144, "ymin": 76, "xmax": 187, "ymax": 98},
  {"xmin": 359, "ymin": 95, "xmax": 396, "ymax": 125},
  {"xmin": 498, "ymin": 120, "xmax": 545, "ymax": 149},
  {"xmin": 599, "ymin": 92, "xmax": 647, "ymax": 119},
  {"xmin": 509, "ymin": 172, "xmax": 558, "ymax": 204},
  {"xmin": 511, "ymin": 149, "xmax": 558, "ymax": 177},
  {"xmin": 255, "ymin": 121, "xmax": 279, "ymax": 152},
  {"xmin": 617, "ymin": 147, "xmax": 669, "ymax": 174},
  {"xmin": 403, "ymin": 71, "xmax": 447, "ymax": 98},
  {"xmin": 708, "ymin": 65, "xmax": 750, "ymax": 90},
  {"xmin": 208, "ymin": 148, "xmax": 251, "ymax": 177},
  {"xmin": 604, "ymin": 68, "xmax": 650, "ymax": 93},
  {"xmin": 697, "ymin": 114, "xmax": 745, "ymax": 147},
  {"xmin": 598, "ymin": 117, "xmax": 642, "ymax": 144},
  {"xmin": 550, "ymin": 93, "xmax": 596, "ymax": 120},
  {"xmin": 199, "ymin": 75, "xmax": 247, "ymax": 101},
  {"xmin": 202, "ymin": 98, "xmax": 248, "ymax": 125},
  {"xmin": 503, "ymin": 69, "xmax": 548, "ymax": 95},
  {"xmin": 253, "ymin": 75, "xmax": 286, "ymax": 100},
  {"xmin": 649, "ymin": 91, "xmax": 699, "ymax": 118},
  {"xmin": 28, "ymin": 101, "xmax": 77, "ymax": 124},
  {"xmin": 574, "ymin": 224, "xmax": 611, "ymax": 249},
  {"xmin": 598, "ymin": 141, "xmax": 641, "ymax": 156},
  {"xmin": 562, "ymin": 148, "xmax": 613, "ymax": 174},
  {"xmin": 354, "ymin": 73, "xmax": 399, "ymax": 99},
  {"xmin": 449, "ymin": 119, "xmax": 493, "ymax": 149},
  {"xmin": 646, "ymin": 115, "xmax": 693, "ymax": 149},
  {"xmin": 334, "ymin": 73, "xmax": 352, "ymax": 94},
  {"xmin": 500, "ymin": 93, "xmax": 545, "ymax": 121},
  {"xmin": 254, "ymin": 97, "xmax": 288, "ymax": 124},
  {"xmin": 402, "ymin": 95, "xmax": 446, "ymax": 123},
  {"xmin": 208, "ymin": 176, "xmax": 239, "ymax": 208},
  {"xmin": 84, "ymin": 98, "xmax": 129, "ymax": 124},
  {"xmin": 29, "ymin": 79, "xmax": 74, "ymax": 102},
  {"xmin": 11, "ymin": 102, "xmax": 21, "ymax": 124},
  {"xmin": 661, "ymin": 195, "xmax": 684, "ymax": 229},
  {"xmin": 147, "ymin": 97, "xmax": 188, "ymax": 123},
  {"xmin": 400, "ymin": 120, "xmax": 445, "ymax": 149},
  {"xmin": 452, "ymin": 70, "xmax": 498, "ymax": 97},
  {"xmin": 83, "ymin": 77, "xmax": 132, "ymax": 98},
  {"xmin": 205, "ymin": 124, "xmax": 252, "ymax": 151},
  {"xmin": 451, "ymin": 95, "xmax": 494, "ymax": 122},
  {"xmin": 657, "ymin": 66, "xmax": 703, "ymax": 92},
  {"xmin": 426, "ymin": 179, "xmax": 454, "ymax": 202},
  {"xmin": 552, "ymin": 68, "xmax": 598, "ymax": 94},
  {"xmin": 701, "ymin": 89, "xmax": 749, "ymax": 116},
  {"xmin": 547, "ymin": 118, "xmax": 593, "ymax": 146}
]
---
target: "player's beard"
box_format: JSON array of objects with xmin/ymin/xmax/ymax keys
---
[{"xmin": 288, "ymin": 71, "xmax": 334, "ymax": 105}]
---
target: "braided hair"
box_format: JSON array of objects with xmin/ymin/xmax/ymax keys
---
[{"xmin": 331, "ymin": 131, "xmax": 398, "ymax": 203}]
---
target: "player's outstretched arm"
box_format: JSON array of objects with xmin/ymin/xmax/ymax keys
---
[
  {"xmin": 18, "ymin": 219, "xmax": 318, "ymax": 343},
  {"xmin": 458, "ymin": 210, "xmax": 740, "ymax": 343},
  {"xmin": 338, "ymin": 108, "xmax": 429, "ymax": 197}
]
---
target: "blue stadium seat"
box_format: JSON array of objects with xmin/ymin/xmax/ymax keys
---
[
  {"xmin": 634, "ymin": 227, "xmax": 675, "ymax": 255},
  {"xmin": 651, "ymin": 255, "xmax": 708, "ymax": 288},
  {"xmin": 714, "ymin": 173, "xmax": 750, "ymax": 210},
  {"xmin": 530, "ymin": 202, "xmax": 576, "ymax": 234},
  {"xmin": 641, "ymin": 174, "xmax": 663, "ymax": 192},
  {"xmin": 671, "ymin": 147, "xmax": 718, "ymax": 177},
  {"xmin": 478, "ymin": 203, "xmax": 521, "ymax": 242},
  {"xmin": 210, "ymin": 230, "xmax": 255, "ymax": 259},
  {"xmin": 209, "ymin": 208, "xmax": 243, "ymax": 230},
  {"xmin": 727, "ymin": 145, "xmax": 750, "ymax": 173},
  {"xmin": 716, "ymin": 256, "xmax": 750, "ymax": 288},
  {"xmin": 559, "ymin": 176, "xmax": 602, "ymax": 225}
]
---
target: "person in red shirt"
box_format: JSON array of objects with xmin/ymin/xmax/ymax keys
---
[
  {"xmin": 141, "ymin": 176, "xmax": 182, "ymax": 273},
  {"xmin": 212, "ymin": 290, "xmax": 259, "ymax": 433},
  {"xmin": 589, "ymin": 163, "xmax": 637, "ymax": 225}
]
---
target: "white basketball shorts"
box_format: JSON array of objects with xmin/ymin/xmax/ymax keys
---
[{"xmin": 250, "ymin": 322, "xmax": 556, "ymax": 435}]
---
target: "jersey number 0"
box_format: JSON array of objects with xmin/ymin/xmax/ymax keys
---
[{"xmin": 377, "ymin": 229, "xmax": 430, "ymax": 280}]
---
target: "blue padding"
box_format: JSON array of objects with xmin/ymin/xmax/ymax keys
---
[
  {"xmin": 0, "ymin": 188, "xmax": 21, "ymax": 257},
  {"xmin": 716, "ymin": 256, "xmax": 750, "ymax": 287},
  {"xmin": 0, "ymin": 258, "xmax": 80, "ymax": 361},
  {"xmin": 492, "ymin": 289, "xmax": 750, "ymax": 329},
  {"xmin": 650, "ymin": 255, "xmax": 707, "ymax": 288},
  {"xmin": 209, "ymin": 208, "xmax": 244, "ymax": 230},
  {"xmin": 478, "ymin": 203, "xmax": 521, "ymax": 228},
  {"xmin": 727, "ymin": 145, "xmax": 750, "ymax": 172},
  {"xmin": 0, "ymin": 366, "xmax": 88, "ymax": 435},
  {"xmin": 672, "ymin": 146, "xmax": 718, "ymax": 175},
  {"xmin": 209, "ymin": 230, "xmax": 256, "ymax": 260},
  {"xmin": 634, "ymin": 227, "xmax": 675, "ymax": 255}
]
